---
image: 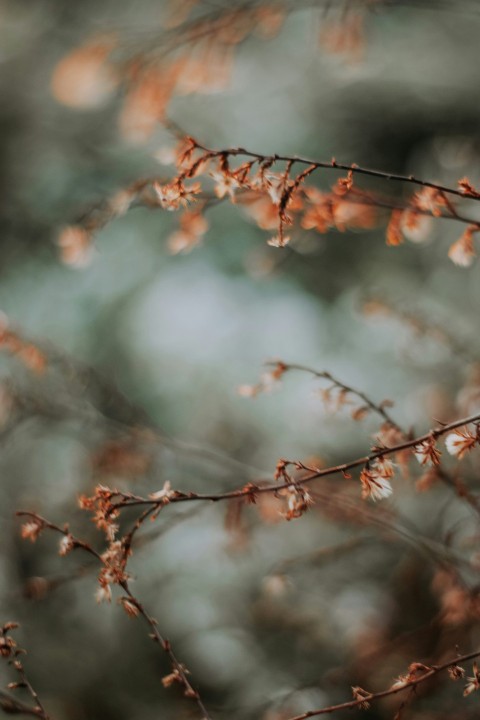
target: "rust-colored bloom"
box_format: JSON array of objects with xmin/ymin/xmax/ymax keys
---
[
  {"xmin": 360, "ymin": 465, "xmax": 393, "ymax": 502},
  {"xmin": 280, "ymin": 485, "xmax": 314, "ymax": 520},
  {"xmin": 448, "ymin": 227, "xmax": 477, "ymax": 267},
  {"xmin": 58, "ymin": 534, "xmax": 75, "ymax": 556},
  {"xmin": 21, "ymin": 521, "xmax": 43, "ymax": 543},
  {"xmin": 445, "ymin": 428, "xmax": 477, "ymax": 458},
  {"xmin": 120, "ymin": 597, "xmax": 140, "ymax": 618},
  {"xmin": 351, "ymin": 685, "xmax": 371, "ymax": 710},
  {"xmin": 464, "ymin": 662, "xmax": 480, "ymax": 696},
  {"xmin": 414, "ymin": 438, "xmax": 441, "ymax": 466}
]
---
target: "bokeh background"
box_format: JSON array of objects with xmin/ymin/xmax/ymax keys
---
[{"xmin": 1, "ymin": 1, "xmax": 480, "ymax": 718}]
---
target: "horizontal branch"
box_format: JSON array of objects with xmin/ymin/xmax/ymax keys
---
[{"xmin": 193, "ymin": 140, "xmax": 480, "ymax": 205}]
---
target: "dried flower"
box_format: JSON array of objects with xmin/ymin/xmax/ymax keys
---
[
  {"xmin": 351, "ymin": 685, "xmax": 371, "ymax": 710},
  {"xmin": 280, "ymin": 485, "xmax": 314, "ymax": 520},
  {"xmin": 413, "ymin": 187, "xmax": 447, "ymax": 216},
  {"xmin": 153, "ymin": 180, "xmax": 201, "ymax": 210},
  {"xmin": 448, "ymin": 227, "xmax": 477, "ymax": 267},
  {"xmin": 211, "ymin": 170, "xmax": 240, "ymax": 201},
  {"xmin": 464, "ymin": 662, "xmax": 480, "ymax": 696},
  {"xmin": 386, "ymin": 210, "xmax": 404, "ymax": 246},
  {"xmin": 360, "ymin": 461, "xmax": 394, "ymax": 502},
  {"xmin": 448, "ymin": 664, "xmax": 465, "ymax": 681},
  {"xmin": 444, "ymin": 428, "xmax": 477, "ymax": 459},
  {"xmin": 58, "ymin": 534, "xmax": 75, "ymax": 556},
  {"xmin": 389, "ymin": 675, "xmax": 409, "ymax": 690},
  {"xmin": 414, "ymin": 438, "xmax": 441, "ymax": 466},
  {"xmin": 149, "ymin": 480, "xmax": 175, "ymax": 503},
  {"xmin": 120, "ymin": 597, "xmax": 140, "ymax": 618},
  {"xmin": 162, "ymin": 668, "xmax": 182, "ymax": 688},
  {"xmin": 21, "ymin": 521, "xmax": 43, "ymax": 543},
  {"xmin": 401, "ymin": 211, "xmax": 432, "ymax": 244},
  {"xmin": 458, "ymin": 177, "xmax": 480, "ymax": 197},
  {"xmin": 2, "ymin": 622, "xmax": 19, "ymax": 632},
  {"xmin": 0, "ymin": 636, "xmax": 16, "ymax": 658},
  {"xmin": 95, "ymin": 583, "xmax": 112, "ymax": 604},
  {"xmin": 351, "ymin": 405, "xmax": 369, "ymax": 421},
  {"xmin": 267, "ymin": 234, "xmax": 290, "ymax": 248}
]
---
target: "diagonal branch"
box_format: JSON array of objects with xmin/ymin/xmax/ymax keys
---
[
  {"xmin": 284, "ymin": 648, "xmax": 480, "ymax": 719},
  {"xmin": 14, "ymin": 515, "xmax": 212, "ymax": 720}
]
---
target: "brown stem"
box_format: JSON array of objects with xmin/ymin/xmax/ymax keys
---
[
  {"xmin": 119, "ymin": 580, "xmax": 211, "ymax": 720},
  {"xmin": 105, "ymin": 410, "xmax": 480, "ymax": 508},
  {"xmin": 0, "ymin": 690, "xmax": 47, "ymax": 718},
  {"xmin": 266, "ymin": 360, "xmax": 403, "ymax": 431},
  {"xmin": 267, "ymin": 361, "xmax": 480, "ymax": 518},
  {"xmin": 284, "ymin": 648, "xmax": 480, "ymax": 719},
  {"xmin": 194, "ymin": 140, "xmax": 480, "ymax": 205},
  {"xmin": 14, "ymin": 515, "xmax": 212, "ymax": 720}
]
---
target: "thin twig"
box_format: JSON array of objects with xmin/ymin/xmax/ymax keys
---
[
  {"xmin": 93, "ymin": 410, "xmax": 480, "ymax": 507},
  {"xmin": 285, "ymin": 648, "xmax": 480, "ymax": 719},
  {"xmin": 265, "ymin": 360, "xmax": 402, "ymax": 431},
  {"xmin": 14, "ymin": 515, "xmax": 212, "ymax": 720},
  {"xmin": 193, "ymin": 140, "xmax": 480, "ymax": 205}
]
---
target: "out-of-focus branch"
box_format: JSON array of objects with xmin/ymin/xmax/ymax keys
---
[{"xmin": 0, "ymin": 624, "xmax": 50, "ymax": 720}]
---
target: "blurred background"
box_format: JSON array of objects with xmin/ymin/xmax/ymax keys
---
[{"xmin": 1, "ymin": 1, "xmax": 480, "ymax": 718}]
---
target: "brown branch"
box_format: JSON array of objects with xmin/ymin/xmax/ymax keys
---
[
  {"xmin": 265, "ymin": 360, "xmax": 403, "ymax": 431},
  {"xmin": 0, "ymin": 624, "xmax": 50, "ymax": 720},
  {"xmin": 119, "ymin": 580, "xmax": 211, "ymax": 720},
  {"xmin": 0, "ymin": 690, "xmax": 46, "ymax": 718},
  {"xmin": 283, "ymin": 648, "xmax": 480, "ymax": 719},
  {"xmin": 98, "ymin": 410, "xmax": 480, "ymax": 508},
  {"xmin": 265, "ymin": 360, "xmax": 480, "ymax": 517},
  {"xmin": 9, "ymin": 506, "xmax": 205, "ymax": 604},
  {"xmin": 14, "ymin": 514, "xmax": 212, "ymax": 720},
  {"xmin": 193, "ymin": 140, "xmax": 480, "ymax": 205}
]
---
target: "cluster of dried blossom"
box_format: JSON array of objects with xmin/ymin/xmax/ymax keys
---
[
  {"xmin": 56, "ymin": 135, "xmax": 480, "ymax": 270},
  {"xmin": 48, "ymin": 0, "xmax": 480, "ymax": 269}
]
